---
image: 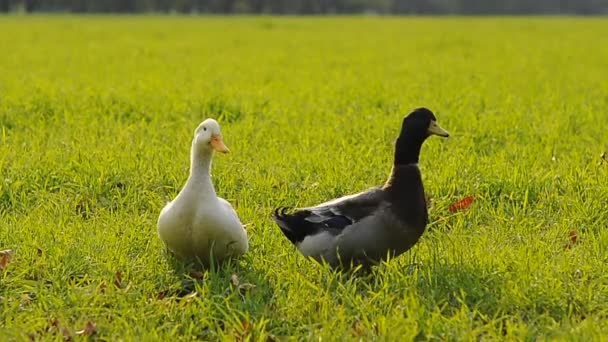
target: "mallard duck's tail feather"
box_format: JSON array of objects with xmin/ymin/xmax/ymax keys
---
[{"xmin": 273, "ymin": 207, "xmax": 318, "ymax": 244}]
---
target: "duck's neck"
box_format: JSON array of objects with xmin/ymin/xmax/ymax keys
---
[
  {"xmin": 382, "ymin": 134, "xmax": 428, "ymax": 225},
  {"xmin": 393, "ymin": 133, "xmax": 425, "ymax": 165},
  {"xmin": 385, "ymin": 132, "xmax": 425, "ymax": 189},
  {"xmin": 383, "ymin": 164, "xmax": 422, "ymax": 192},
  {"xmin": 383, "ymin": 132, "xmax": 425, "ymax": 190},
  {"xmin": 383, "ymin": 164, "xmax": 427, "ymax": 225},
  {"xmin": 187, "ymin": 144, "xmax": 216, "ymax": 196}
]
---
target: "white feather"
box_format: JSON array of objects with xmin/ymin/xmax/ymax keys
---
[{"xmin": 296, "ymin": 231, "xmax": 335, "ymax": 257}]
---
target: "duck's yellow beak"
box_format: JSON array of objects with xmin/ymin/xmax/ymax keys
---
[
  {"xmin": 211, "ymin": 134, "xmax": 230, "ymax": 153},
  {"xmin": 428, "ymin": 120, "xmax": 450, "ymax": 137}
]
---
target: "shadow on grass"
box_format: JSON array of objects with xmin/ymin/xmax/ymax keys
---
[
  {"xmin": 318, "ymin": 259, "xmax": 599, "ymax": 329},
  {"xmin": 161, "ymin": 250, "xmax": 271, "ymax": 298},
  {"xmin": 412, "ymin": 262, "xmax": 597, "ymax": 325},
  {"xmin": 158, "ymin": 250, "xmax": 276, "ymax": 338}
]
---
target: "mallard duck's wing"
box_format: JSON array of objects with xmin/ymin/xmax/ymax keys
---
[{"xmin": 273, "ymin": 187, "xmax": 385, "ymax": 245}]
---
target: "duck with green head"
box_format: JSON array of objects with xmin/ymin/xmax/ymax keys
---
[{"xmin": 273, "ymin": 107, "xmax": 449, "ymax": 269}]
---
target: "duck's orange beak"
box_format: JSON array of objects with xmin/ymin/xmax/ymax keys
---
[{"xmin": 211, "ymin": 134, "xmax": 230, "ymax": 153}]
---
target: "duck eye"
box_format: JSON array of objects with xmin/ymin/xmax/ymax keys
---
[{"xmin": 203, "ymin": 127, "xmax": 207, "ymax": 132}]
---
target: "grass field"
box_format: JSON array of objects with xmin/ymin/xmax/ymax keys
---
[{"xmin": 1, "ymin": 15, "xmax": 608, "ymax": 340}]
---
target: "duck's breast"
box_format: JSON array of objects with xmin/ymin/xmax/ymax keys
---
[
  {"xmin": 157, "ymin": 199, "xmax": 198, "ymax": 257},
  {"xmin": 189, "ymin": 199, "xmax": 247, "ymax": 260}
]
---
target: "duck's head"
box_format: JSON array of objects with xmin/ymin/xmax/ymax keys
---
[
  {"xmin": 400, "ymin": 107, "xmax": 450, "ymax": 139},
  {"xmin": 193, "ymin": 118, "xmax": 230, "ymax": 154},
  {"xmin": 394, "ymin": 107, "xmax": 449, "ymax": 165}
]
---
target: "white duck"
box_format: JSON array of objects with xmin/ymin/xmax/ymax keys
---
[{"xmin": 157, "ymin": 119, "xmax": 248, "ymax": 265}]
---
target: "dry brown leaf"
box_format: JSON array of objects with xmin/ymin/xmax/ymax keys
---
[
  {"xmin": 231, "ymin": 274, "xmax": 240, "ymax": 287},
  {"xmin": 0, "ymin": 254, "xmax": 9, "ymax": 270},
  {"xmin": 184, "ymin": 291, "xmax": 198, "ymax": 299},
  {"xmin": 0, "ymin": 249, "xmax": 13, "ymax": 270},
  {"xmin": 231, "ymin": 274, "xmax": 256, "ymax": 299},
  {"xmin": 238, "ymin": 283, "xmax": 256, "ymax": 292},
  {"xmin": 49, "ymin": 318, "xmax": 60, "ymax": 330},
  {"xmin": 188, "ymin": 271, "xmax": 205, "ymax": 279},
  {"xmin": 156, "ymin": 289, "xmax": 170, "ymax": 300},
  {"xmin": 75, "ymin": 321, "xmax": 97, "ymax": 336},
  {"xmin": 352, "ymin": 321, "xmax": 365, "ymax": 337},
  {"xmin": 61, "ymin": 327, "xmax": 72, "ymax": 341},
  {"xmin": 98, "ymin": 281, "xmax": 108, "ymax": 294},
  {"xmin": 20, "ymin": 293, "xmax": 33, "ymax": 306},
  {"xmin": 48, "ymin": 319, "xmax": 70, "ymax": 340},
  {"xmin": 183, "ymin": 291, "xmax": 198, "ymax": 303},
  {"xmin": 564, "ymin": 230, "xmax": 579, "ymax": 249},
  {"xmin": 569, "ymin": 230, "xmax": 578, "ymax": 244},
  {"xmin": 241, "ymin": 319, "xmax": 250, "ymax": 332},
  {"xmin": 113, "ymin": 271, "xmax": 123, "ymax": 288},
  {"xmin": 448, "ymin": 195, "xmax": 475, "ymax": 213}
]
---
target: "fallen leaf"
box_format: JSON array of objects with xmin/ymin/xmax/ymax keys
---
[
  {"xmin": 564, "ymin": 230, "xmax": 579, "ymax": 249},
  {"xmin": 61, "ymin": 327, "xmax": 72, "ymax": 341},
  {"xmin": 75, "ymin": 321, "xmax": 97, "ymax": 336},
  {"xmin": 49, "ymin": 318, "xmax": 60, "ymax": 330},
  {"xmin": 231, "ymin": 274, "xmax": 240, "ymax": 287},
  {"xmin": 352, "ymin": 321, "xmax": 364, "ymax": 337},
  {"xmin": 98, "ymin": 281, "xmax": 108, "ymax": 294},
  {"xmin": 0, "ymin": 255, "xmax": 9, "ymax": 270},
  {"xmin": 75, "ymin": 198, "xmax": 92, "ymax": 220},
  {"xmin": 238, "ymin": 283, "xmax": 256, "ymax": 292},
  {"xmin": 113, "ymin": 271, "xmax": 123, "ymax": 288},
  {"xmin": 156, "ymin": 289, "xmax": 170, "ymax": 300},
  {"xmin": 188, "ymin": 271, "xmax": 205, "ymax": 279},
  {"xmin": 48, "ymin": 319, "xmax": 69, "ymax": 340},
  {"xmin": 0, "ymin": 249, "xmax": 13, "ymax": 270},
  {"xmin": 231, "ymin": 274, "xmax": 256, "ymax": 300},
  {"xmin": 183, "ymin": 291, "xmax": 198, "ymax": 303},
  {"xmin": 569, "ymin": 230, "xmax": 578, "ymax": 244},
  {"xmin": 20, "ymin": 293, "xmax": 33, "ymax": 306},
  {"xmin": 448, "ymin": 195, "xmax": 475, "ymax": 213}
]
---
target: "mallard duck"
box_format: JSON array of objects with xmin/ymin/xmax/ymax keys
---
[
  {"xmin": 273, "ymin": 108, "xmax": 449, "ymax": 269},
  {"xmin": 157, "ymin": 119, "xmax": 248, "ymax": 265}
]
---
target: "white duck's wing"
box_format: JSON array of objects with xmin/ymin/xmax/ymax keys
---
[
  {"xmin": 272, "ymin": 187, "xmax": 386, "ymax": 245},
  {"xmin": 216, "ymin": 197, "xmax": 248, "ymax": 255},
  {"xmin": 218, "ymin": 197, "xmax": 241, "ymax": 223}
]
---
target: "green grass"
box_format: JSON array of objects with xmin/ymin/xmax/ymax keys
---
[{"xmin": 1, "ymin": 15, "xmax": 608, "ymax": 340}]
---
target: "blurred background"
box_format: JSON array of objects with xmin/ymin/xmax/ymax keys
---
[{"xmin": 2, "ymin": 0, "xmax": 608, "ymax": 15}]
